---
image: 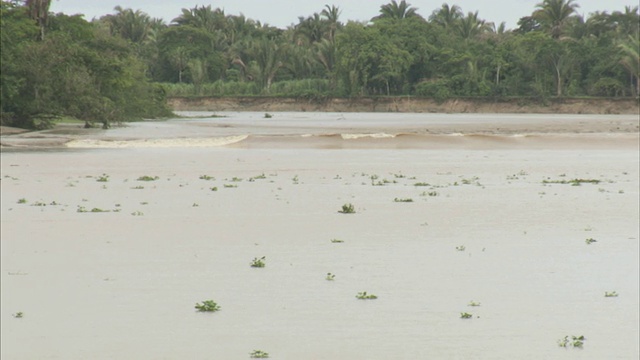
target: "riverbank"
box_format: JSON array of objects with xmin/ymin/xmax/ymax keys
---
[{"xmin": 168, "ymin": 96, "xmax": 640, "ymax": 114}]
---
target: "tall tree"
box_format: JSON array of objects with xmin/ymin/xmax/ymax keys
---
[
  {"xmin": 321, "ymin": 4, "xmax": 341, "ymax": 42},
  {"xmin": 374, "ymin": 1, "xmax": 422, "ymax": 21},
  {"xmin": 534, "ymin": 0, "xmax": 579, "ymax": 39},
  {"xmin": 611, "ymin": 6, "xmax": 640, "ymax": 37},
  {"xmin": 295, "ymin": 13, "xmax": 327, "ymax": 44},
  {"xmin": 250, "ymin": 37, "xmax": 285, "ymax": 91},
  {"xmin": 172, "ymin": 5, "xmax": 226, "ymax": 34},
  {"xmin": 26, "ymin": 0, "xmax": 51, "ymax": 40},
  {"xmin": 226, "ymin": 14, "xmax": 258, "ymax": 45},
  {"xmin": 618, "ymin": 35, "xmax": 640, "ymax": 95},
  {"xmin": 429, "ymin": 3, "xmax": 462, "ymax": 29},
  {"xmin": 455, "ymin": 11, "xmax": 491, "ymax": 40},
  {"xmin": 104, "ymin": 6, "xmax": 155, "ymax": 44}
]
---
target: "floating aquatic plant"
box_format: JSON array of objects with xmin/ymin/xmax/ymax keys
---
[
  {"xmin": 356, "ymin": 291, "xmax": 377, "ymax": 300},
  {"xmin": 251, "ymin": 256, "xmax": 266, "ymax": 268},
  {"xmin": 558, "ymin": 335, "xmax": 585, "ymax": 348},
  {"xmin": 195, "ymin": 300, "xmax": 220, "ymax": 312},
  {"xmin": 250, "ymin": 349, "xmax": 269, "ymax": 358},
  {"xmin": 339, "ymin": 203, "xmax": 355, "ymax": 214},
  {"xmin": 326, "ymin": 273, "xmax": 336, "ymax": 281}
]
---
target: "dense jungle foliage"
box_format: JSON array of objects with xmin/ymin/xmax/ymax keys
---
[{"xmin": 1, "ymin": 0, "xmax": 638, "ymax": 128}]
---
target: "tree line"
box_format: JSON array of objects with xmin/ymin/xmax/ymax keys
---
[{"xmin": 1, "ymin": 0, "xmax": 638, "ymax": 128}]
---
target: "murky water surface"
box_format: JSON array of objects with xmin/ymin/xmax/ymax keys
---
[{"xmin": 1, "ymin": 113, "xmax": 638, "ymax": 359}]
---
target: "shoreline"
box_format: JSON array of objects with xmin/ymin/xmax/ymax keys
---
[{"xmin": 168, "ymin": 96, "xmax": 640, "ymax": 115}]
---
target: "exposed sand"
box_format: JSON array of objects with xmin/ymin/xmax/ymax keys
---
[
  {"xmin": 168, "ymin": 96, "xmax": 640, "ymax": 114},
  {"xmin": 1, "ymin": 113, "xmax": 639, "ymax": 359}
]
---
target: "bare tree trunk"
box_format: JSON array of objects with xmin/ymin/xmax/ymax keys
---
[
  {"xmin": 555, "ymin": 65, "xmax": 562, "ymax": 97},
  {"xmin": 27, "ymin": 0, "xmax": 52, "ymax": 40}
]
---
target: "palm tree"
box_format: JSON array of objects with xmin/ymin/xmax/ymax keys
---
[
  {"xmin": 429, "ymin": 3, "xmax": 462, "ymax": 29},
  {"xmin": 618, "ymin": 35, "xmax": 640, "ymax": 95},
  {"xmin": 455, "ymin": 11, "xmax": 491, "ymax": 40},
  {"xmin": 315, "ymin": 38, "xmax": 337, "ymax": 86},
  {"xmin": 611, "ymin": 6, "xmax": 639, "ymax": 37},
  {"xmin": 187, "ymin": 58, "xmax": 207, "ymax": 94},
  {"xmin": 106, "ymin": 6, "xmax": 153, "ymax": 44},
  {"xmin": 172, "ymin": 5, "xmax": 226, "ymax": 34},
  {"xmin": 321, "ymin": 5, "xmax": 342, "ymax": 42},
  {"xmin": 250, "ymin": 38, "xmax": 284, "ymax": 91},
  {"xmin": 375, "ymin": 1, "xmax": 422, "ymax": 21},
  {"xmin": 26, "ymin": 0, "xmax": 51, "ymax": 40},
  {"xmin": 295, "ymin": 13, "xmax": 327, "ymax": 45},
  {"xmin": 490, "ymin": 22, "xmax": 507, "ymax": 35},
  {"xmin": 534, "ymin": 0, "xmax": 579, "ymax": 39},
  {"xmin": 226, "ymin": 14, "xmax": 258, "ymax": 45},
  {"xmin": 169, "ymin": 46, "xmax": 189, "ymax": 83}
]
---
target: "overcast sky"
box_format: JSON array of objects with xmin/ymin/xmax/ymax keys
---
[{"xmin": 49, "ymin": 0, "xmax": 637, "ymax": 30}]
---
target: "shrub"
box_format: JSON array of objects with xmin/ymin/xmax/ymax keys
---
[
  {"xmin": 415, "ymin": 79, "xmax": 452, "ymax": 102},
  {"xmin": 590, "ymin": 78, "xmax": 624, "ymax": 97}
]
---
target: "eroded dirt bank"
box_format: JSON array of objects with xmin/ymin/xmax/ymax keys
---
[{"xmin": 168, "ymin": 96, "xmax": 639, "ymax": 114}]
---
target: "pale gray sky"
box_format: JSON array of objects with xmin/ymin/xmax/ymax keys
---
[{"xmin": 49, "ymin": 0, "xmax": 637, "ymax": 30}]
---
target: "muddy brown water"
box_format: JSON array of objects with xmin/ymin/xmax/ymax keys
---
[{"xmin": 1, "ymin": 113, "xmax": 638, "ymax": 359}]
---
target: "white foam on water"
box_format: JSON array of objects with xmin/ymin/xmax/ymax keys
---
[
  {"xmin": 65, "ymin": 135, "xmax": 249, "ymax": 148},
  {"xmin": 340, "ymin": 133, "xmax": 396, "ymax": 140}
]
